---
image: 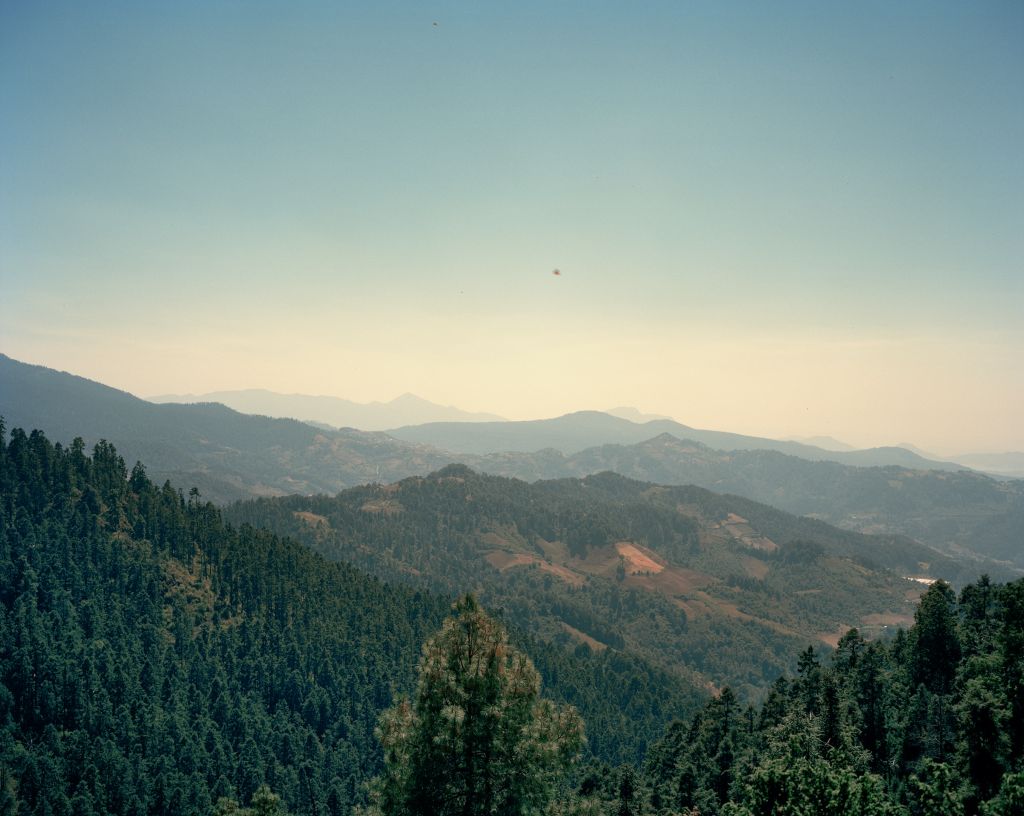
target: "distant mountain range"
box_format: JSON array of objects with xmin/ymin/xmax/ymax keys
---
[
  {"xmin": 786, "ymin": 435, "xmax": 858, "ymax": 452},
  {"xmin": 944, "ymin": 451, "xmax": 1024, "ymax": 479},
  {"xmin": 0, "ymin": 354, "xmax": 452, "ymax": 502},
  {"xmin": 2, "ymin": 353, "xmax": 1021, "ymax": 572},
  {"xmin": 470, "ymin": 435, "xmax": 1024, "ymax": 571},
  {"xmin": 385, "ymin": 411, "xmax": 968, "ymax": 472},
  {"xmin": 149, "ymin": 387, "xmax": 505, "ymax": 429},
  {"xmin": 894, "ymin": 443, "xmax": 1024, "ymax": 479}
]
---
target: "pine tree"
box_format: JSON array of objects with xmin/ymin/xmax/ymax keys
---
[
  {"xmin": 361, "ymin": 595, "xmax": 584, "ymax": 816},
  {"xmin": 912, "ymin": 582, "xmax": 960, "ymax": 695}
]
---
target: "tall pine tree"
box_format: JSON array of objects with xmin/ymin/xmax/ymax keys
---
[{"xmin": 362, "ymin": 596, "xmax": 584, "ymax": 816}]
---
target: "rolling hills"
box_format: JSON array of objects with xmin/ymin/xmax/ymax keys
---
[
  {"xmin": 0, "ymin": 353, "xmax": 452, "ymax": 502},
  {"xmin": 149, "ymin": 388, "xmax": 504, "ymax": 429},
  {"xmin": 474, "ymin": 434, "xmax": 1024, "ymax": 570},
  {"xmin": 3, "ymin": 353, "xmax": 1021, "ymax": 571},
  {"xmin": 386, "ymin": 411, "xmax": 966, "ymax": 471},
  {"xmin": 226, "ymin": 466, "xmax": 945, "ymax": 698}
]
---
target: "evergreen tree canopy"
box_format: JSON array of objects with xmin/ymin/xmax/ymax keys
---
[{"xmin": 362, "ymin": 596, "xmax": 584, "ymax": 816}]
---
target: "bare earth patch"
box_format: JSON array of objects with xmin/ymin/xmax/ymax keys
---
[
  {"xmin": 560, "ymin": 622, "xmax": 607, "ymax": 651},
  {"xmin": 484, "ymin": 550, "xmax": 586, "ymax": 587},
  {"xmin": 539, "ymin": 562, "xmax": 587, "ymax": 587},
  {"xmin": 741, "ymin": 555, "xmax": 770, "ymax": 580},
  {"xmin": 615, "ymin": 541, "xmax": 665, "ymax": 574},
  {"xmin": 536, "ymin": 537, "xmax": 570, "ymax": 562},
  {"xmin": 478, "ymin": 524, "xmax": 530, "ymax": 551},
  {"xmin": 817, "ymin": 624, "xmax": 853, "ymax": 648},
  {"xmin": 630, "ymin": 565, "xmax": 713, "ymax": 596},
  {"xmin": 818, "ymin": 611, "xmax": 915, "ymax": 646},
  {"xmin": 573, "ymin": 544, "xmax": 623, "ymax": 578},
  {"xmin": 692, "ymin": 590, "xmax": 802, "ymax": 637},
  {"xmin": 485, "ymin": 551, "xmax": 535, "ymax": 571},
  {"xmin": 718, "ymin": 514, "xmax": 778, "ymax": 552}
]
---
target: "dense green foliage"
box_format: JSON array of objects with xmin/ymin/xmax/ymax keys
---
[
  {"xmin": 3, "ymin": 414, "xmax": 1019, "ymax": 815},
  {"xmin": 361, "ymin": 596, "xmax": 583, "ymax": 816},
  {"xmin": 228, "ymin": 467, "xmax": 925, "ymax": 697},
  {"xmin": 574, "ymin": 577, "xmax": 1024, "ymax": 815},
  {"xmin": 0, "ymin": 426, "xmax": 702, "ymax": 814}
]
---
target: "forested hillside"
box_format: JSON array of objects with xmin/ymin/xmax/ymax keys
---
[
  {"xmin": 352, "ymin": 579, "xmax": 1024, "ymax": 815},
  {"xmin": 3, "ymin": 422, "xmax": 1021, "ymax": 815},
  {"xmin": 478, "ymin": 434, "xmax": 1024, "ymax": 570},
  {"xmin": 0, "ymin": 425, "xmax": 703, "ymax": 815},
  {"xmin": 596, "ymin": 576, "xmax": 1024, "ymax": 815},
  {"xmin": 227, "ymin": 468, "xmax": 942, "ymax": 698}
]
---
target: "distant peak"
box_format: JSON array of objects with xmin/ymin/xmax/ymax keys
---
[
  {"xmin": 786, "ymin": 435, "xmax": 856, "ymax": 452},
  {"xmin": 896, "ymin": 442, "xmax": 941, "ymax": 459},
  {"xmin": 605, "ymin": 406, "xmax": 675, "ymax": 423},
  {"xmin": 390, "ymin": 392, "xmax": 429, "ymax": 405}
]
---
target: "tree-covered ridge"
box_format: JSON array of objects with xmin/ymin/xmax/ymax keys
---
[
  {"xmin": 0, "ymin": 425, "xmax": 703, "ymax": 815},
  {"xmin": 228, "ymin": 467, "xmax": 928, "ymax": 697},
  {"xmin": 600, "ymin": 577, "xmax": 1024, "ymax": 816},
  {"xmin": 530, "ymin": 435, "xmax": 1024, "ymax": 572}
]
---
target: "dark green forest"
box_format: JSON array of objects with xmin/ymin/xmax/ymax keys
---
[
  {"xmin": 1, "ymin": 424, "xmax": 1021, "ymax": 815},
  {"xmin": 598, "ymin": 575, "xmax": 1024, "ymax": 815},
  {"xmin": 0, "ymin": 426, "xmax": 701, "ymax": 815},
  {"xmin": 354, "ymin": 579, "xmax": 1024, "ymax": 816}
]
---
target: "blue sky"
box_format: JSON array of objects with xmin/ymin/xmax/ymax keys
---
[{"xmin": 1, "ymin": 1, "xmax": 1021, "ymax": 452}]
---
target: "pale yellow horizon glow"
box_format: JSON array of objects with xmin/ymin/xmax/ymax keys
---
[
  {"xmin": 4, "ymin": 306, "xmax": 1020, "ymax": 457},
  {"xmin": 3, "ymin": 2, "xmax": 1022, "ymax": 463}
]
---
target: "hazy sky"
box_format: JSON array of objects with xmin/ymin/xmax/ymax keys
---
[{"xmin": 2, "ymin": 1, "xmax": 1022, "ymax": 454}]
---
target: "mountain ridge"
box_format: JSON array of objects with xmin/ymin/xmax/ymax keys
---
[
  {"xmin": 148, "ymin": 386, "xmax": 505, "ymax": 429},
  {"xmin": 3, "ymin": 353, "xmax": 1020, "ymax": 572},
  {"xmin": 386, "ymin": 411, "xmax": 969, "ymax": 472}
]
